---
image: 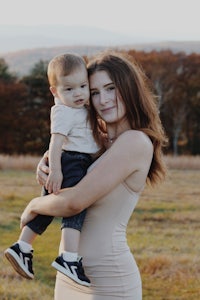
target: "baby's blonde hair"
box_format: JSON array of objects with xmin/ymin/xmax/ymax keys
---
[{"xmin": 47, "ymin": 53, "xmax": 87, "ymax": 86}]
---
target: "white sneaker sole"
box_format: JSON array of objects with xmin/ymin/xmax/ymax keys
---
[
  {"xmin": 4, "ymin": 248, "xmax": 34, "ymax": 280},
  {"xmin": 51, "ymin": 261, "xmax": 90, "ymax": 287}
]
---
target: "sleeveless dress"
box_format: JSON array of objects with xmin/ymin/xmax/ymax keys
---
[{"xmin": 54, "ymin": 180, "xmax": 142, "ymax": 300}]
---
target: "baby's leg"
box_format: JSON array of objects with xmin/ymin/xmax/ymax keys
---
[
  {"xmin": 61, "ymin": 227, "xmax": 80, "ymax": 255},
  {"xmin": 51, "ymin": 212, "xmax": 90, "ymax": 286},
  {"xmin": 52, "ymin": 151, "xmax": 92, "ymax": 285},
  {"xmin": 19, "ymin": 225, "xmax": 37, "ymax": 245},
  {"xmin": 4, "ymin": 225, "xmax": 36, "ymax": 279},
  {"xmin": 5, "ymin": 213, "xmax": 53, "ymax": 279},
  {"xmin": 61, "ymin": 209, "xmax": 86, "ymax": 251}
]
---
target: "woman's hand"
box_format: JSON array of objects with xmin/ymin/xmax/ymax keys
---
[
  {"xmin": 36, "ymin": 151, "xmax": 49, "ymax": 186},
  {"xmin": 20, "ymin": 199, "xmax": 38, "ymax": 229}
]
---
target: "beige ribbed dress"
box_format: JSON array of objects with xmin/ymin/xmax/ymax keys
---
[{"xmin": 54, "ymin": 181, "xmax": 142, "ymax": 299}]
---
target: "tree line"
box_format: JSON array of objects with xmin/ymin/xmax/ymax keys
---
[{"xmin": 0, "ymin": 50, "xmax": 199, "ymax": 156}]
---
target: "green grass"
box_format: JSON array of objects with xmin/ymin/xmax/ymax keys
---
[{"xmin": 0, "ymin": 169, "xmax": 200, "ymax": 299}]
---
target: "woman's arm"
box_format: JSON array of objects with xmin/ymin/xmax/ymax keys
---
[{"xmin": 21, "ymin": 130, "xmax": 153, "ymax": 227}]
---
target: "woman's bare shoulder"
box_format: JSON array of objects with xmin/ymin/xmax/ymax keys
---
[
  {"xmin": 116, "ymin": 130, "xmax": 153, "ymax": 192},
  {"xmin": 116, "ymin": 130, "xmax": 153, "ymax": 152},
  {"xmin": 117, "ymin": 130, "xmax": 153, "ymax": 170}
]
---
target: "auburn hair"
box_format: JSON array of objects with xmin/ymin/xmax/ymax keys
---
[{"xmin": 87, "ymin": 50, "xmax": 168, "ymax": 186}]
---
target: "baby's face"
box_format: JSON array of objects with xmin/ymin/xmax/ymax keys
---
[{"xmin": 55, "ymin": 66, "xmax": 90, "ymax": 108}]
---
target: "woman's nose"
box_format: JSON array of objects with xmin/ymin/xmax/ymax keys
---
[{"xmin": 99, "ymin": 92, "xmax": 109, "ymax": 105}]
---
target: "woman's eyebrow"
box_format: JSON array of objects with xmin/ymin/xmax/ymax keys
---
[
  {"xmin": 90, "ymin": 83, "xmax": 113, "ymax": 91},
  {"xmin": 104, "ymin": 82, "xmax": 113, "ymax": 87}
]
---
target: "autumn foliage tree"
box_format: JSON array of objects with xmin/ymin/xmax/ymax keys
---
[
  {"xmin": 127, "ymin": 50, "xmax": 200, "ymax": 155},
  {"xmin": 0, "ymin": 59, "xmax": 29, "ymax": 153},
  {"xmin": 0, "ymin": 81, "xmax": 29, "ymax": 153},
  {"xmin": 20, "ymin": 60, "xmax": 53, "ymax": 154},
  {"xmin": 0, "ymin": 51, "xmax": 199, "ymax": 155},
  {"xmin": 0, "ymin": 59, "xmax": 53, "ymax": 154}
]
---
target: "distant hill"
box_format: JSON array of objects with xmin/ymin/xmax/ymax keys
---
[
  {"xmin": 131, "ymin": 40, "xmax": 200, "ymax": 54},
  {"xmin": 1, "ymin": 41, "xmax": 200, "ymax": 77},
  {"xmin": 0, "ymin": 24, "xmax": 199, "ymax": 76},
  {"xmin": 1, "ymin": 45, "xmax": 106, "ymax": 76},
  {"xmin": 0, "ymin": 24, "xmax": 141, "ymax": 53}
]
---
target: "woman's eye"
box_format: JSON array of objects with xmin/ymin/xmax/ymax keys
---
[
  {"xmin": 107, "ymin": 85, "xmax": 115, "ymax": 91},
  {"xmin": 91, "ymin": 91, "xmax": 98, "ymax": 96}
]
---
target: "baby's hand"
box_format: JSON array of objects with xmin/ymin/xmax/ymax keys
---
[{"xmin": 45, "ymin": 170, "xmax": 63, "ymax": 194}]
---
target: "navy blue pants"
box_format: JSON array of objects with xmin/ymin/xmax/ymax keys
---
[{"xmin": 27, "ymin": 151, "xmax": 93, "ymax": 234}]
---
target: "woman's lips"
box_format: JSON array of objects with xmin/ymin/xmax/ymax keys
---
[{"xmin": 101, "ymin": 106, "xmax": 115, "ymax": 114}]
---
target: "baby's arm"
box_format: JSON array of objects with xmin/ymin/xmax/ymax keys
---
[{"xmin": 45, "ymin": 133, "xmax": 65, "ymax": 194}]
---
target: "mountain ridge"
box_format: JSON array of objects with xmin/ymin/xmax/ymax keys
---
[
  {"xmin": 0, "ymin": 25, "xmax": 199, "ymax": 76},
  {"xmin": 0, "ymin": 24, "xmax": 144, "ymax": 54},
  {"xmin": 2, "ymin": 41, "xmax": 200, "ymax": 77}
]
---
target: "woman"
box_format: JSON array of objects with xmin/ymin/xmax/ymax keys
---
[{"xmin": 21, "ymin": 51, "xmax": 167, "ymax": 299}]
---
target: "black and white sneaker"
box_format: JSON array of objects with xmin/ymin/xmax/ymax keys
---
[
  {"xmin": 4, "ymin": 243, "xmax": 34, "ymax": 279},
  {"xmin": 51, "ymin": 255, "xmax": 90, "ymax": 286}
]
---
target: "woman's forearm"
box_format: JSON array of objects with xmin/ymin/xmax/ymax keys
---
[
  {"xmin": 20, "ymin": 187, "xmax": 82, "ymax": 228},
  {"xmin": 31, "ymin": 189, "xmax": 80, "ymax": 217}
]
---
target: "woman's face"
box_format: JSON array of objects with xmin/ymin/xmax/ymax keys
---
[{"xmin": 89, "ymin": 70, "xmax": 126, "ymax": 124}]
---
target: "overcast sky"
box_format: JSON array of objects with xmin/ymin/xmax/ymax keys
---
[{"xmin": 1, "ymin": 0, "xmax": 199, "ymax": 41}]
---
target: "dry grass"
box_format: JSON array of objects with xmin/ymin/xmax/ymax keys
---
[
  {"xmin": 0, "ymin": 155, "xmax": 41, "ymax": 171},
  {"xmin": 0, "ymin": 269, "xmax": 52, "ymax": 300},
  {"xmin": 0, "ymin": 154, "xmax": 200, "ymax": 171},
  {"xmin": 0, "ymin": 155, "xmax": 200, "ymax": 299},
  {"xmin": 128, "ymin": 168, "xmax": 200, "ymax": 300},
  {"xmin": 164, "ymin": 155, "xmax": 200, "ymax": 170}
]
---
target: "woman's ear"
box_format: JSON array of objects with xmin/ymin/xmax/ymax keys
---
[{"xmin": 49, "ymin": 86, "xmax": 57, "ymax": 97}]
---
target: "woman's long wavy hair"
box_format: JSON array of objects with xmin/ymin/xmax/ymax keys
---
[{"xmin": 87, "ymin": 50, "xmax": 168, "ymax": 186}]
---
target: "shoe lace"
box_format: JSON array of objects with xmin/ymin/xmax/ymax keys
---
[
  {"xmin": 77, "ymin": 258, "xmax": 85, "ymax": 275},
  {"xmin": 27, "ymin": 251, "xmax": 34, "ymax": 273}
]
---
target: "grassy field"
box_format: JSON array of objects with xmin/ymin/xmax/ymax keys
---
[{"xmin": 0, "ymin": 156, "xmax": 200, "ymax": 299}]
